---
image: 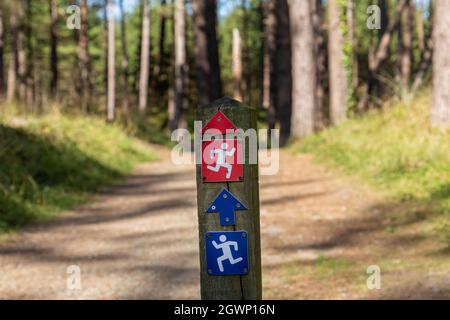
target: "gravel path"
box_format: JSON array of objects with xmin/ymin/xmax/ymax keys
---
[{"xmin": 0, "ymin": 151, "xmax": 448, "ymax": 299}]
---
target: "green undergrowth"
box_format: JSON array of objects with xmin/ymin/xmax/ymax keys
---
[
  {"xmin": 292, "ymin": 90, "xmax": 450, "ymax": 243},
  {"xmin": 0, "ymin": 107, "xmax": 157, "ymax": 233}
]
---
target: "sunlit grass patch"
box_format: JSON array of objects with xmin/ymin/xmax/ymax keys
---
[
  {"xmin": 0, "ymin": 109, "xmax": 157, "ymax": 234},
  {"xmin": 292, "ymin": 90, "xmax": 450, "ymax": 242}
]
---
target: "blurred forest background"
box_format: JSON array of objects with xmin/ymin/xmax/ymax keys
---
[{"xmin": 0, "ymin": 0, "xmax": 448, "ymax": 239}]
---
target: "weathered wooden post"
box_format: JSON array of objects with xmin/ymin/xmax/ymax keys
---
[{"xmin": 196, "ymin": 97, "xmax": 262, "ymax": 300}]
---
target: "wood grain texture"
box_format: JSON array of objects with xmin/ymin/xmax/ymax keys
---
[{"xmin": 196, "ymin": 97, "xmax": 262, "ymax": 300}]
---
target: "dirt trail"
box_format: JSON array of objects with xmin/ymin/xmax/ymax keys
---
[{"xmin": 0, "ymin": 150, "xmax": 449, "ymax": 299}]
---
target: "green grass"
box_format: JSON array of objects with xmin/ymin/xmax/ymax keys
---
[
  {"xmin": 292, "ymin": 90, "xmax": 450, "ymax": 241},
  {"xmin": 0, "ymin": 108, "xmax": 158, "ymax": 233}
]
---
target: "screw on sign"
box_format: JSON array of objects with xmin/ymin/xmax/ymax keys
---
[{"xmin": 196, "ymin": 97, "xmax": 261, "ymax": 300}]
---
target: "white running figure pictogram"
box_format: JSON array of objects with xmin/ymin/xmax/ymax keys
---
[
  {"xmin": 207, "ymin": 143, "xmax": 236, "ymax": 179},
  {"xmin": 212, "ymin": 234, "xmax": 243, "ymax": 272}
]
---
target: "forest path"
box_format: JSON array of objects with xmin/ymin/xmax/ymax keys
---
[{"xmin": 0, "ymin": 149, "xmax": 448, "ymax": 299}]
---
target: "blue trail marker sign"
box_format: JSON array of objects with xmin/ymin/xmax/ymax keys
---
[
  {"xmin": 196, "ymin": 97, "xmax": 262, "ymax": 300},
  {"xmin": 206, "ymin": 188, "xmax": 248, "ymax": 226},
  {"xmin": 205, "ymin": 231, "xmax": 248, "ymax": 275}
]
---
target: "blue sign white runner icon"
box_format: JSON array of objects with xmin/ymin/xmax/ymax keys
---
[
  {"xmin": 205, "ymin": 231, "xmax": 249, "ymax": 275},
  {"xmin": 206, "ymin": 188, "xmax": 248, "ymax": 226}
]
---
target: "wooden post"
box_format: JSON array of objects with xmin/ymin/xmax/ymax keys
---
[{"xmin": 196, "ymin": 97, "xmax": 262, "ymax": 300}]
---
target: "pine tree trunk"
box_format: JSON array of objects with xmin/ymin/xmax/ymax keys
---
[
  {"xmin": 192, "ymin": 0, "xmax": 222, "ymax": 109},
  {"xmin": 169, "ymin": 0, "xmax": 186, "ymax": 131},
  {"xmin": 0, "ymin": 6, "xmax": 4, "ymax": 99},
  {"xmin": 347, "ymin": 0, "xmax": 358, "ymax": 90},
  {"xmin": 79, "ymin": 0, "xmax": 91, "ymax": 112},
  {"xmin": 119, "ymin": 0, "xmax": 129, "ymax": 114},
  {"xmin": 25, "ymin": 0, "xmax": 35, "ymax": 109},
  {"xmin": 17, "ymin": 3, "xmax": 26, "ymax": 102},
  {"xmin": 275, "ymin": 0, "xmax": 292, "ymax": 145},
  {"xmin": 328, "ymin": 0, "xmax": 348, "ymax": 125},
  {"xmin": 154, "ymin": 0, "xmax": 167, "ymax": 92},
  {"xmin": 6, "ymin": 11, "xmax": 18, "ymax": 102},
  {"xmin": 399, "ymin": 0, "xmax": 413, "ymax": 94},
  {"xmin": 264, "ymin": 0, "xmax": 277, "ymax": 129},
  {"xmin": 232, "ymin": 28, "xmax": 243, "ymax": 101},
  {"xmin": 311, "ymin": 0, "xmax": 325, "ymax": 130},
  {"xmin": 417, "ymin": 0, "xmax": 425, "ymax": 52},
  {"xmin": 138, "ymin": 0, "xmax": 150, "ymax": 112},
  {"xmin": 50, "ymin": 0, "xmax": 58, "ymax": 99},
  {"xmin": 288, "ymin": 0, "xmax": 316, "ymax": 138},
  {"xmin": 106, "ymin": 0, "xmax": 115, "ymax": 121},
  {"xmin": 431, "ymin": 0, "xmax": 450, "ymax": 127}
]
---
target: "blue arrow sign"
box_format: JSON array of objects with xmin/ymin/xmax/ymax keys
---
[{"xmin": 206, "ymin": 188, "xmax": 248, "ymax": 226}]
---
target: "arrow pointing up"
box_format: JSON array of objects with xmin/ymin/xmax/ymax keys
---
[{"xmin": 206, "ymin": 188, "xmax": 248, "ymax": 226}]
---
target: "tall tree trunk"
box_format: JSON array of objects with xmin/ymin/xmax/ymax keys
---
[
  {"xmin": 154, "ymin": 0, "xmax": 167, "ymax": 91},
  {"xmin": 79, "ymin": 0, "xmax": 91, "ymax": 112},
  {"xmin": 431, "ymin": 0, "xmax": 450, "ymax": 127},
  {"xmin": 398, "ymin": 0, "xmax": 413, "ymax": 95},
  {"xmin": 347, "ymin": 0, "xmax": 358, "ymax": 90},
  {"xmin": 311, "ymin": 0, "xmax": 325, "ymax": 130},
  {"xmin": 232, "ymin": 28, "xmax": 243, "ymax": 101},
  {"xmin": 417, "ymin": 0, "xmax": 425, "ymax": 53},
  {"xmin": 192, "ymin": 0, "xmax": 222, "ymax": 109},
  {"xmin": 138, "ymin": 0, "xmax": 150, "ymax": 112},
  {"xmin": 169, "ymin": 0, "xmax": 186, "ymax": 131},
  {"xmin": 119, "ymin": 0, "xmax": 129, "ymax": 114},
  {"xmin": 412, "ymin": 0, "xmax": 433, "ymax": 91},
  {"xmin": 361, "ymin": 0, "xmax": 408, "ymax": 109},
  {"xmin": 106, "ymin": 0, "xmax": 115, "ymax": 121},
  {"xmin": 50, "ymin": 0, "xmax": 58, "ymax": 100},
  {"xmin": 0, "ymin": 6, "xmax": 4, "ymax": 99},
  {"xmin": 264, "ymin": 0, "xmax": 277, "ymax": 129},
  {"xmin": 275, "ymin": 0, "xmax": 292, "ymax": 145},
  {"xmin": 241, "ymin": 0, "xmax": 251, "ymax": 104},
  {"xmin": 25, "ymin": 0, "xmax": 34, "ymax": 109},
  {"xmin": 288, "ymin": 0, "xmax": 316, "ymax": 138},
  {"xmin": 6, "ymin": 11, "xmax": 18, "ymax": 102},
  {"xmin": 17, "ymin": 2, "xmax": 26, "ymax": 102},
  {"xmin": 328, "ymin": 0, "xmax": 348, "ymax": 125}
]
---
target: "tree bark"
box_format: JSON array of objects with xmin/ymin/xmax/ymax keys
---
[
  {"xmin": 79, "ymin": 0, "xmax": 91, "ymax": 112},
  {"xmin": 154, "ymin": 0, "xmax": 167, "ymax": 90},
  {"xmin": 232, "ymin": 28, "xmax": 243, "ymax": 101},
  {"xmin": 417, "ymin": 0, "xmax": 425, "ymax": 52},
  {"xmin": 288, "ymin": 0, "xmax": 316, "ymax": 138},
  {"xmin": 399, "ymin": 0, "xmax": 413, "ymax": 94},
  {"xmin": 169, "ymin": 0, "xmax": 186, "ymax": 131},
  {"xmin": 119, "ymin": 0, "xmax": 129, "ymax": 114},
  {"xmin": 311, "ymin": 0, "xmax": 325, "ymax": 130},
  {"xmin": 106, "ymin": 0, "xmax": 115, "ymax": 121},
  {"xmin": 6, "ymin": 11, "xmax": 18, "ymax": 102},
  {"xmin": 275, "ymin": 0, "xmax": 292, "ymax": 145},
  {"xmin": 0, "ymin": 6, "xmax": 4, "ymax": 98},
  {"xmin": 17, "ymin": 2, "xmax": 26, "ymax": 102},
  {"xmin": 328, "ymin": 0, "xmax": 348, "ymax": 125},
  {"xmin": 50, "ymin": 0, "xmax": 58, "ymax": 99},
  {"xmin": 431, "ymin": 0, "xmax": 450, "ymax": 127},
  {"xmin": 192, "ymin": 0, "xmax": 222, "ymax": 109},
  {"xmin": 360, "ymin": 0, "xmax": 408, "ymax": 109},
  {"xmin": 347, "ymin": 0, "xmax": 358, "ymax": 90},
  {"xmin": 264, "ymin": 0, "xmax": 277, "ymax": 129},
  {"xmin": 412, "ymin": 0, "xmax": 433, "ymax": 91},
  {"xmin": 138, "ymin": 0, "xmax": 150, "ymax": 112}
]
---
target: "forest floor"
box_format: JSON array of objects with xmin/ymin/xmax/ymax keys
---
[{"xmin": 0, "ymin": 149, "xmax": 449, "ymax": 299}]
